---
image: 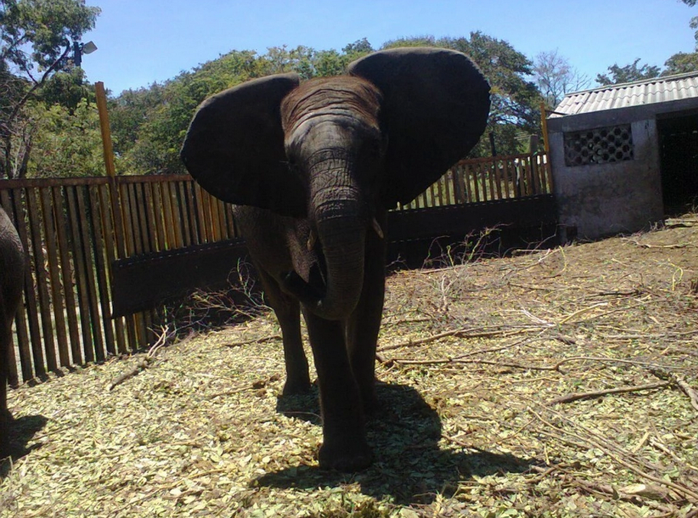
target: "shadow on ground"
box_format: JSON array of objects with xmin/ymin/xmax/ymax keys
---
[
  {"xmin": 258, "ymin": 382, "xmax": 534, "ymax": 506},
  {"xmin": 0, "ymin": 414, "xmax": 47, "ymax": 480}
]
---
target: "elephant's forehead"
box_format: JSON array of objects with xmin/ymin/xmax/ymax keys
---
[{"xmin": 281, "ymin": 76, "xmax": 382, "ymax": 132}]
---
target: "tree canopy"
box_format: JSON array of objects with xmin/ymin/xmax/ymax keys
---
[
  {"xmin": 596, "ymin": 58, "xmax": 662, "ymax": 86},
  {"xmin": 0, "ymin": 0, "xmax": 100, "ymax": 178},
  {"xmin": 112, "ymin": 32, "xmax": 543, "ymax": 177}
]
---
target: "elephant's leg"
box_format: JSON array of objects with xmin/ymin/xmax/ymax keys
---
[
  {"xmin": 257, "ymin": 269, "xmax": 310, "ymax": 395},
  {"xmin": 0, "ymin": 314, "xmax": 13, "ymax": 442},
  {"xmin": 346, "ymin": 215, "xmax": 386, "ymax": 414},
  {"xmin": 304, "ymin": 311, "xmax": 372, "ymax": 471}
]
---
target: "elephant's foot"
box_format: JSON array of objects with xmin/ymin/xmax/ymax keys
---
[
  {"xmin": 318, "ymin": 436, "xmax": 373, "ymax": 472},
  {"xmin": 282, "ymin": 378, "xmax": 312, "ymax": 396}
]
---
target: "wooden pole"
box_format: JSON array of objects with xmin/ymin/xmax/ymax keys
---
[{"xmin": 95, "ymin": 82, "xmax": 116, "ymax": 178}]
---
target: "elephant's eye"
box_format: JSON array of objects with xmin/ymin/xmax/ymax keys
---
[{"xmin": 288, "ymin": 160, "xmax": 301, "ymax": 176}]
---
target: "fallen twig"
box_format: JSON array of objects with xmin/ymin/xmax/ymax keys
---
[
  {"xmin": 675, "ymin": 374, "xmax": 698, "ymax": 412},
  {"xmin": 386, "ymin": 355, "xmax": 676, "ymax": 373},
  {"xmin": 625, "ymin": 237, "xmax": 695, "ymax": 249},
  {"xmin": 652, "ymin": 369, "xmax": 698, "ymax": 412},
  {"xmin": 224, "ymin": 334, "xmax": 282, "ymax": 348},
  {"xmin": 377, "ymin": 325, "xmax": 541, "ymax": 353},
  {"xmin": 531, "ymin": 408, "xmax": 698, "ymax": 504},
  {"xmin": 109, "ymin": 326, "xmax": 173, "ymax": 390},
  {"xmin": 547, "ymin": 381, "xmax": 671, "ymax": 405}
]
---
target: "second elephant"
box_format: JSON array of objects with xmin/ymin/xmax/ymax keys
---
[
  {"xmin": 181, "ymin": 47, "xmax": 491, "ymax": 471},
  {"xmin": 0, "ymin": 206, "xmax": 25, "ymax": 450}
]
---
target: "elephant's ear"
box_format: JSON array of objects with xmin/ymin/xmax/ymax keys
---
[
  {"xmin": 347, "ymin": 48, "xmax": 490, "ymax": 208},
  {"xmin": 180, "ymin": 73, "xmax": 305, "ymax": 217}
]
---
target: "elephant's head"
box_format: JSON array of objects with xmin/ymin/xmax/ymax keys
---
[{"xmin": 181, "ymin": 47, "xmax": 490, "ymax": 319}]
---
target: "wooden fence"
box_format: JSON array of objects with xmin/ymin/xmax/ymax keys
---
[
  {"xmin": 0, "ymin": 175, "xmax": 236, "ymax": 385},
  {"xmin": 0, "ymin": 152, "xmax": 553, "ymax": 385},
  {"xmin": 399, "ymin": 152, "xmax": 552, "ymax": 210}
]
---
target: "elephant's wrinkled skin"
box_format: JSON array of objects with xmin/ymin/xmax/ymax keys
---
[
  {"xmin": 0, "ymin": 206, "xmax": 25, "ymax": 446},
  {"xmin": 181, "ymin": 47, "xmax": 490, "ymax": 471}
]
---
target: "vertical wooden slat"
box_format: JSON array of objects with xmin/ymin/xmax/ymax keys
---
[
  {"xmin": 183, "ymin": 182, "xmax": 201, "ymax": 245},
  {"xmin": 224, "ymin": 201, "xmax": 236, "ymax": 238},
  {"xmin": 523, "ymin": 157, "xmax": 532, "ymax": 196},
  {"xmin": 150, "ymin": 182, "xmax": 166, "ymax": 250},
  {"xmin": 493, "ymin": 162, "xmax": 503, "ymax": 200},
  {"xmin": 119, "ymin": 182, "xmax": 136, "ymax": 258},
  {"xmin": 127, "ymin": 183, "xmax": 144, "ymax": 255},
  {"xmin": 98, "ymin": 183, "xmax": 127, "ymax": 355},
  {"xmin": 144, "ymin": 183, "xmax": 162, "ymax": 251},
  {"xmin": 75, "ymin": 187, "xmax": 105, "ymax": 362},
  {"xmin": 40, "ymin": 187, "xmax": 70, "ymax": 368},
  {"xmin": 531, "ymin": 155, "xmax": 542, "ymax": 195},
  {"xmin": 108, "ymin": 177, "xmax": 127, "ymax": 261},
  {"xmin": 26, "ymin": 188, "xmax": 56, "ymax": 372},
  {"xmin": 443, "ymin": 171, "xmax": 454, "ymax": 205},
  {"xmin": 134, "ymin": 183, "xmax": 150, "ymax": 253},
  {"xmin": 88, "ymin": 187, "xmax": 116, "ymax": 356},
  {"xmin": 66, "ymin": 186, "xmax": 94, "ymax": 363},
  {"xmin": 208, "ymin": 190, "xmax": 222, "ymax": 241},
  {"xmin": 169, "ymin": 183, "xmax": 184, "ymax": 248},
  {"xmin": 502, "ymin": 158, "xmax": 512, "ymax": 199},
  {"xmin": 216, "ymin": 198, "xmax": 228, "ymax": 240},
  {"xmin": 160, "ymin": 182, "xmax": 176, "ymax": 248},
  {"xmin": 455, "ymin": 166, "xmax": 467, "ymax": 204},
  {"xmin": 53, "ymin": 187, "xmax": 82, "ymax": 365},
  {"xmin": 435, "ymin": 177, "xmax": 444, "ymax": 207},
  {"xmin": 175, "ymin": 182, "xmax": 192, "ymax": 246},
  {"xmin": 472, "ymin": 164, "xmax": 481, "ymax": 202}
]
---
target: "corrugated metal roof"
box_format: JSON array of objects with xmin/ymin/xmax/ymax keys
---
[{"xmin": 551, "ymin": 71, "xmax": 698, "ymax": 117}]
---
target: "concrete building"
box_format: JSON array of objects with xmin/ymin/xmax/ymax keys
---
[{"xmin": 547, "ymin": 72, "xmax": 698, "ymax": 239}]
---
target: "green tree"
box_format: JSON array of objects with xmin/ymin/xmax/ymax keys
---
[
  {"xmin": 663, "ymin": 51, "xmax": 698, "ymax": 75},
  {"xmin": 0, "ymin": 0, "xmax": 100, "ymax": 178},
  {"xmin": 28, "ymin": 99, "xmax": 102, "ymax": 177},
  {"xmin": 596, "ymin": 59, "xmax": 661, "ymax": 86},
  {"xmin": 117, "ymin": 50, "xmax": 269, "ymax": 175},
  {"xmin": 115, "ymin": 34, "xmax": 539, "ymax": 176}
]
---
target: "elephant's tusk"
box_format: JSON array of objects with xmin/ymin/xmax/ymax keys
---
[
  {"xmin": 371, "ymin": 218, "xmax": 384, "ymax": 239},
  {"xmin": 307, "ymin": 230, "xmax": 317, "ymax": 251}
]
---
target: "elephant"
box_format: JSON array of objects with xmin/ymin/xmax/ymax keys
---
[
  {"xmin": 0, "ymin": 205, "xmax": 25, "ymax": 445},
  {"xmin": 181, "ymin": 47, "xmax": 490, "ymax": 471}
]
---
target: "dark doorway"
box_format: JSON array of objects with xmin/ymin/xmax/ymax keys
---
[{"xmin": 658, "ymin": 112, "xmax": 698, "ymax": 214}]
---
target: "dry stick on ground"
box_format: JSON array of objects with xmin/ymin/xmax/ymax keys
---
[
  {"xmin": 650, "ymin": 369, "xmax": 698, "ymax": 412},
  {"xmin": 109, "ymin": 326, "xmax": 173, "ymax": 390},
  {"xmin": 389, "ymin": 355, "xmax": 676, "ymax": 375},
  {"xmin": 378, "ymin": 298, "xmax": 642, "ymax": 357},
  {"xmin": 529, "ymin": 409, "xmax": 698, "ymax": 503},
  {"xmin": 547, "ymin": 381, "xmax": 672, "ymax": 405},
  {"xmin": 377, "ymin": 324, "xmax": 541, "ymax": 354},
  {"xmin": 624, "ymin": 237, "xmax": 696, "ymax": 249},
  {"xmin": 223, "ymin": 334, "xmax": 282, "ymax": 348}
]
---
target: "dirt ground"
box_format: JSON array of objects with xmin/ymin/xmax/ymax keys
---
[{"xmin": 1, "ymin": 215, "xmax": 697, "ymax": 517}]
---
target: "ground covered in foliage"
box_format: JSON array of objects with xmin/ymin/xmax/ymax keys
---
[{"xmin": 1, "ymin": 215, "xmax": 697, "ymax": 517}]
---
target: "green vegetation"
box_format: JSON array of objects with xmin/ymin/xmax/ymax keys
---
[{"xmin": 0, "ymin": 0, "xmax": 100, "ymax": 179}]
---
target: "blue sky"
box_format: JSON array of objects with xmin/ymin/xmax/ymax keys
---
[{"xmin": 81, "ymin": 0, "xmax": 697, "ymax": 96}]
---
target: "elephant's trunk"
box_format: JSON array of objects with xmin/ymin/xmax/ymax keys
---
[
  {"xmin": 282, "ymin": 155, "xmax": 368, "ymax": 321},
  {"xmin": 311, "ymin": 199, "xmax": 366, "ymax": 320}
]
